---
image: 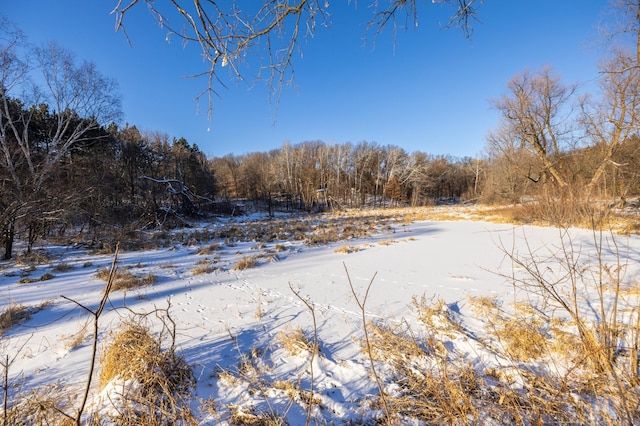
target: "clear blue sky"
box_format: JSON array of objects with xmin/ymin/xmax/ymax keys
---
[{"xmin": 4, "ymin": 1, "xmax": 609, "ymax": 158}]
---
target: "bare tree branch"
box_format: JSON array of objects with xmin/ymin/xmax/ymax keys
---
[{"xmin": 111, "ymin": 0, "xmax": 482, "ymax": 119}]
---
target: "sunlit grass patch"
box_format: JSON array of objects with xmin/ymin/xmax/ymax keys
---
[
  {"xmin": 278, "ymin": 326, "xmax": 317, "ymax": 356},
  {"xmin": 467, "ymin": 295, "xmax": 500, "ymax": 315},
  {"xmin": 18, "ymin": 271, "xmax": 54, "ymax": 284},
  {"xmin": 385, "ymin": 360, "xmax": 482, "ymax": 424},
  {"xmin": 232, "ymin": 255, "xmax": 258, "ymax": 271},
  {"xmin": 190, "ymin": 263, "xmax": 219, "ymax": 275},
  {"xmin": 191, "ymin": 257, "xmax": 219, "ymax": 275},
  {"xmin": 367, "ymin": 321, "xmax": 431, "ymax": 363},
  {"xmin": 272, "ymin": 379, "xmax": 323, "ymax": 408},
  {"xmin": 492, "ymin": 316, "xmax": 548, "ymax": 361},
  {"xmin": 197, "ymin": 243, "xmax": 221, "ymax": 255},
  {"xmin": 228, "ymin": 405, "xmax": 284, "ymax": 426},
  {"xmin": 16, "ymin": 250, "xmax": 52, "ymax": 265},
  {"xmin": 547, "ymin": 324, "xmax": 583, "ymax": 359},
  {"xmin": 257, "ymin": 250, "xmax": 279, "ymax": 263},
  {"xmin": 334, "ymin": 245, "xmax": 360, "ymax": 254},
  {"xmin": 412, "ymin": 295, "xmax": 462, "ymax": 336},
  {"xmin": 95, "ymin": 267, "xmax": 157, "ymax": 292},
  {"xmin": 614, "ymin": 215, "xmax": 640, "ymax": 235}
]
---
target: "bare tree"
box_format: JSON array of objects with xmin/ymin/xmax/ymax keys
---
[
  {"xmin": 0, "ymin": 26, "xmax": 121, "ymax": 258},
  {"xmin": 600, "ymin": 0, "xmax": 640, "ymax": 66},
  {"xmin": 111, "ymin": 0, "xmax": 483, "ymax": 115},
  {"xmin": 581, "ymin": 50, "xmax": 640, "ymax": 193},
  {"xmin": 581, "ymin": 1, "xmax": 640, "ymax": 194},
  {"xmin": 492, "ymin": 67, "xmax": 577, "ymax": 188}
]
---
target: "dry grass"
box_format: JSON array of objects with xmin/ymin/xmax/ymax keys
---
[
  {"xmin": 52, "ymin": 262, "xmax": 74, "ymax": 272},
  {"xmin": 232, "ymin": 255, "xmax": 258, "ymax": 271},
  {"xmin": 12, "ymin": 271, "xmax": 55, "ymax": 283},
  {"xmin": 1, "ymin": 385, "xmax": 77, "ymax": 426},
  {"xmin": 468, "ymin": 295, "xmax": 500, "ymax": 315},
  {"xmin": 197, "ymin": 243, "xmax": 220, "ymax": 255},
  {"xmin": 377, "ymin": 238, "xmax": 397, "ymax": 246},
  {"xmin": 257, "ymin": 250, "xmax": 279, "ymax": 263},
  {"xmin": 0, "ymin": 302, "xmax": 49, "ymax": 336},
  {"xmin": 39, "ymin": 272, "xmax": 54, "ymax": 281},
  {"xmin": 228, "ymin": 405, "xmax": 284, "ymax": 425},
  {"xmin": 358, "ymin": 314, "xmax": 485, "ymax": 423},
  {"xmin": 367, "ymin": 321, "xmax": 433, "ymax": 363},
  {"xmin": 384, "ymin": 360, "xmax": 482, "ymax": 424},
  {"xmin": 493, "ymin": 316, "xmax": 548, "ymax": 361},
  {"xmin": 271, "ymin": 380, "xmax": 322, "ymax": 410},
  {"xmin": 99, "ymin": 321, "xmax": 195, "ymax": 424},
  {"xmin": 190, "ymin": 264, "xmax": 218, "ymax": 275},
  {"xmin": 191, "ymin": 258, "xmax": 219, "ymax": 275},
  {"xmin": 360, "ymin": 294, "xmax": 621, "ymax": 424},
  {"xmin": 64, "ymin": 320, "xmax": 90, "ymax": 351},
  {"xmin": 333, "ymin": 244, "xmax": 360, "ymax": 254},
  {"xmin": 95, "ymin": 267, "xmax": 157, "ymax": 292},
  {"xmin": 412, "ymin": 295, "xmax": 462, "ymax": 337},
  {"xmin": 278, "ymin": 326, "xmax": 317, "ymax": 356}
]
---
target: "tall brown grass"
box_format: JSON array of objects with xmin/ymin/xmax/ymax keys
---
[{"xmin": 98, "ymin": 321, "xmax": 195, "ymax": 425}]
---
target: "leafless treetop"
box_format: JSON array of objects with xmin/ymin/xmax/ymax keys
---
[{"xmin": 111, "ymin": 0, "xmax": 482, "ymax": 117}]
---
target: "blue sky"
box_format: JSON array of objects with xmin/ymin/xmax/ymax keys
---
[{"xmin": 4, "ymin": 1, "xmax": 609, "ymax": 158}]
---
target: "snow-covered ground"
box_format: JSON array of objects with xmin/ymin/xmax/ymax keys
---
[{"xmin": 1, "ymin": 210, "xmax": 639, "ymax": 424}]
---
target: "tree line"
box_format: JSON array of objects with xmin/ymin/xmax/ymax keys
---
[
  {"xmin": 211, "ymin": 142, "xmax": 483, "ymax": 212},
  {"xmin": 2, "ymin": 1, "xmax": 640, "ymax": 259}
]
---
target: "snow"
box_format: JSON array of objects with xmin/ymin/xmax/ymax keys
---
[{"xmin": 1, "ymin": 211, "xmax": 639, "ymax": 424}]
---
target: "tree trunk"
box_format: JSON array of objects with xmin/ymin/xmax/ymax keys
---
[{"xmin": 3, "ymin": 219, "xmax": 15, "ymax": 260}]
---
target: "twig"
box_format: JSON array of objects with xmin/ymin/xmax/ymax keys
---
[
  {"xmin": 2, "ymin": 355, "xmax": 7, "ymax": 426},
  {"xmin": 1, "ymin": 336, "xmax": 32, "ymax": 426},
  {"xmin": 289, "ymin": 283, "xmax": 318, "ymax": 426},
  {"xmin": 61, "ymin": 243, "xmax": 119, "ymax": 424},
  {"xmin": 343, "ymin": 262, "xmax": 391, "ymax": 424}
]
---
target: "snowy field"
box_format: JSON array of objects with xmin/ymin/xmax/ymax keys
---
[{"xmin": 1, "ymin": 209, "xmax": 639, "ymax": 424}]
